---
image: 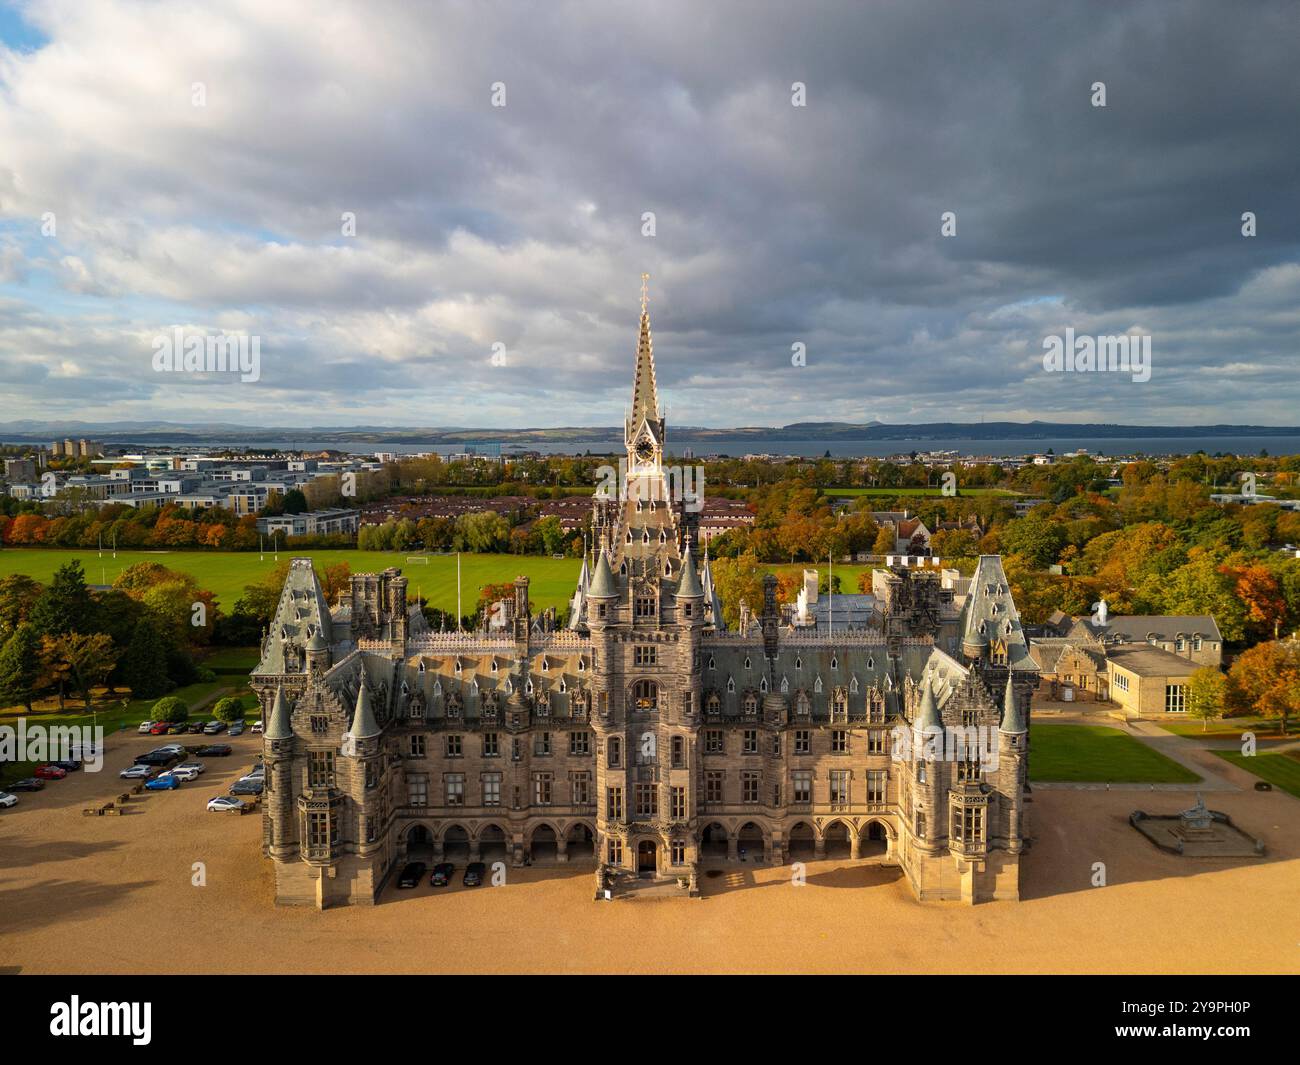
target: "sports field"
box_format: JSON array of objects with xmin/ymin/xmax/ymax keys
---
[{"xmin": 0, "ymin": 548, "xmax": 582, "ymax": 614}]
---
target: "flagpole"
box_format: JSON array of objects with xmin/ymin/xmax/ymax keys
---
[
  {"xmin": 457, "ymin": 551, "xmax": 462, "ymax": 631},
  {"xmin": 828, "ymin": 551, "xmax": 833, "ymax": 637}
]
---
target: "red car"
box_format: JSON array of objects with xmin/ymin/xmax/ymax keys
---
[
  {"xmin": 149, "ymin": 722, "xmax": 172, "ymax": 735},
  {"xmin": 34, "ymin": 764, "xmax": 68, "ymax": 779}
]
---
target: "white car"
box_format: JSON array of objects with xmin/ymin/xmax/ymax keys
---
[
  {"xmin": 168, "ymin": 766, "xmax": 201, "ymax": 782},
  {"xmin": 0, "ymin": 791, "xmax": 17, "ymax": 808},
  {"xmin": 119, "ymin": 765, "xmax": 154, "ymax": 780},
  {"xmin": 137, "ymin": 720, "xmax": 155, "ymax": 734},
  {"xmin": 207, "ymin": 796, "xmax": 246, "ymax": 813},
  {"xmin": 175, "ymin": 761, "xmax": 205, "ymax": 775},
  {"xmin": 250, "ymin": 721, "xmax": 263, "ymax": 734}
]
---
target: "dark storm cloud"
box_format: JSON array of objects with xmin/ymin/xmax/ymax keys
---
[{"xmin": 0, "ymin": 0, "xmax": 1296, "ymax": 426}]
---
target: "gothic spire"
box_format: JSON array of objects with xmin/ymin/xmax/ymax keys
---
[
  {"xmin": 629, "ymin": 272, "xmax": 661, "ymax": 433},
  {"xmin": 347, "ymin": 669, "xmax": 382, "ymax": 740},
  {"xmin": 265, "ymin": 684, "xmax": 293, "ymax": 740}
]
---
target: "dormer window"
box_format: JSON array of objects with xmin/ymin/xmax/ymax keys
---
[
  {"xmin": 830, "ymin": 655, "xmax": 838, "ymax": 670},
  {"xmin": 708, "ymin": 655, "xmax": 715, "ymax": 670},
  {"xmin": 418, "ymin": 660, "xmax": 426, "ymax": 674},
  {"xmin": 744, "ymin": 656, "xmax": 751, "ymax": 670},
  {"xmin": 726, "ymin": 676, "xmax": 736, "ymax": 693},
  {"xmin": 540, "ymin": 658, "xmax": 549, "ymax": 672},
  {"xmin": 814, "ymin": 676, "xmax": 823, "ymax": 693},
  {"xmin": 490, "ymin": 658, "xmax": 498, "ymax": 673}
]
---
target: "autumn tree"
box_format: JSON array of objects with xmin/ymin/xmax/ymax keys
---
[
  {"xmin": 1186, "ymin": 667, "xmax": 1227, "ymax": 732},
  {"xmin": 1227, "ymin": 640, "xmax": 1300, "ymax": 735}
]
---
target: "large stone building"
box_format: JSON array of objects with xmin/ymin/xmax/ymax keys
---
[{"xmin": 250, "ymin": 284, "xmax": 1038, "ymax": 908}]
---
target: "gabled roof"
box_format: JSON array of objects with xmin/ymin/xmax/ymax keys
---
[{"xmin": 1078, "ymin": 614, "xmax": 1223, "ymax": 644}]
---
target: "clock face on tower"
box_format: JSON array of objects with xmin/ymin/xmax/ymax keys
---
[{"xmin": 635, "ymin": 438, "xmax": 655, "ymax": 464}]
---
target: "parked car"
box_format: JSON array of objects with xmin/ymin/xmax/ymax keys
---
[
  {"xmin": 0, "ymin": 791, "xmax": 18, "ymax": 808},
  {"xmin": 229, "ymin": 777, "xmax": 264, "ymax": 796},
  {"xmin": 207, "ymin": 796, "xmax": 247, "ymax": 813},
  {"xmin": 133, "ymin": 752, "xmax": 179, "ymax": 767},
  {"xmin": 175, "ymin": 761, "xmax": 205, "ymax": 775},
  {"xmin": 397, "ymin": 862, "xmax": 427, "ymax": 888},
  {"xmin": 169, "ymin": 765, "xmax": 201, "ymax": 782},
  {"xmin": 145, "ymin": 773, "xmax": 181, "ymax": 791},
  {"xmin": 137, "ymin": 720, "xmax": 155, "ymax": 734},
  {"xmin": 202, "ymin": 721, "xmax": 226, "ymax": 735},
  {"xmin": 227, "ymin": 723, "xmax": 245, "ymax": 737},
  {"xmin": 430, "ymin": 862, "xmax": 454, "ymax": 887},
  {"xmin": 149, "ymin": 722, "xmax": 172, "ymax": 735},
  {"xmin": 197, "ymin": 744, "xmax": 232, "ymax": 757},
  {"xmin": 33, "ymin": 764, "xmax": 67, "ymax": 780},
  {"xmin": 157, "ymin": 743, "xmax": 186, "ymax": 754},
  {"xmin": 6, "ymin": 778, "xmax": 44, "ymax": 792},
  {"xmin": 250, "ymin": 721, "xmax": 263, "ymax": 734},
  {"xmin": 51, "ymin": 759, "xmax": 82, "ymax": 771},
  {"xmin": 119, "ymin": 765, "xmax": 155, "ymax": 780},
  {"xmin": 187, "ymin": 721, "xmax": 207, "ymax": 734},
  {"xmin": 246, "ymin": 762, "xmax": 265, "ymax": 778},
  {"xmin": 463, "ymin": 861, "xmax": 486, "ymax": 887}
]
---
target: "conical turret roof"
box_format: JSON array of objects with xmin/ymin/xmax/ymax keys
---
[
  {"xmin": 265, "ymin": 685, "xmax": 293, "ymax": 740},
  {"xmin": 677, "ymin": 542, "xmax": 703, "ymax": 598},
  {"xmin": 588, "ymin": 549, "xmax": 618, "ymax": 599},
  {"xmin": 347, "ymin": 671, "xmax": 382, "ymax": 740},
  {"xmin": 915, "ymin": 678, "xmax": 943, "ymax": 732},
  {"xmin": 1000, "ymin": 672, "xmax": 1026, "ymax": 733}
]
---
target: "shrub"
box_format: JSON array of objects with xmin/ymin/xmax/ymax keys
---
[
  {"xmin": 151, "ymin": 695, "xmax": 189, "ymax": 723},
  {"xmin": 212, "ymin": 696, "xmax": 244, "ymax": 724}
]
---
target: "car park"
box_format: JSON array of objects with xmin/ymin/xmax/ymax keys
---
[
  {"xmin": 463, "ymin": 861, "xmax": 486, "ymax": 887},
  {"xmin": 197, "ymin": 744, "xmax": 232, "ymax": 757},
  {"xmin": 229, "ymin": 778, "xmax": 264, "ymax": 796},
  {"xmin": 207, "ymin": 796, "xmax": 247, "ymax": 813},
  {"xmin": 202, "ymin": 721, "xmax": 226, "ymax": 735},
  {"xmin": 397, "ymin": 862, "xmax": 427, "ymax": 888},
  {"xmin": 430, "ymin": 862, "xmax": 454, "ymax": 887},
  {"xmin": 6, "ymin": 778, "xmax": 44, "ymax": 792},
  {"xmin": 119, "ymin": 765, "xmax": 155, "ymax": 780},
  {"xmin": 137, "ymin": 720, "xmax": 155, "ymax": 734},
  {"xmin": 33, "ymin": 764, "xmax": 67, "ymax": 780}
]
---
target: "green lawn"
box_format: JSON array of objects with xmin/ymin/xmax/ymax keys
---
[
  {"xmin": 0, "ymin": 548, "xmax": 582, "ymax": 614},
  {"xmin": 1158, "ymin": 715, "xmax": 1293, "ymax": 740},
  {"xmin": 824, "ymin": 487, "xmax": 1018, "ymax": 497},
  {"xmin": 1214, "ymin": 750, "xmax": 1300, "ymax": 799},
  {"xmin": 1029, "ymin": 722, "xmax": 1200, "ymax": 783}
]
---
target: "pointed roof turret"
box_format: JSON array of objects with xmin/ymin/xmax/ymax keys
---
[
  {"xmin": 1000, "ymin": 672, "xmax": 1026, "ymax": 733},
  {"xmin": 914, "ymin": 678, "xmax": 943, "ymax": 732},
  {"xmin": 347, "ymin": 670, "xmax": 382, "ymax": 740},
  {"xmin": 265, "ymin": 685, "xmax": 293, "ymax": 740},
  {"xmin": 588, "ymin": 549, "xmax": 618, "ymax": 599},
  {"xmin": 677, "ymin": 541, "xmax": 704, "ymax": 598}
]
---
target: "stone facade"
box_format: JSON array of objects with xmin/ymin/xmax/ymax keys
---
[{"xmin": 250, "ymin": 285, "xmax": 1037, "ymax": 907}]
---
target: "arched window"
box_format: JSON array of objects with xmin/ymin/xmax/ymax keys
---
[
  {"xmin": 796, "ymin": 691, "xmax": 811, "ymax": 716},
  {"xmin": 705, "ymin": 692, "xmax": 721, "ymax": 715},
  {"xmin": 743, "ymin": 692, "xmax": 758, "ymax": 716},
  {"xmin": 633, "ymin": 680, "xmax": 658, "ymax": 711}
]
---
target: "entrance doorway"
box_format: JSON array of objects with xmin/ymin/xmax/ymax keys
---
[{"xmin": 637, "ymin": 839, "xmax": 657, "ymax": 876}]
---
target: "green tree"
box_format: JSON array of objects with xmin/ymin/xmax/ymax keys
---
[
  {"xmin": 29, "ymin": 559, "xmax": 94, "ymax": 638},
  {"xmin": 282, "ymin": 488, "xmax": 308, "ymax": 514},
  {"xmin": 871, "ymin": 525, "xmax": 895, "ymax": 554},
  {"xmin": 120, "ymin": 617, "xmax": 172, "ymax": 699},
  {"xmin": 0, "ymin": 623, "xmax": 41, "ymax": 712},
  {"xmin": 1186, "ymin": 667, "xmax": 1227, "ymax": 732},
  {"xmin": 151, "ymin": 695, "xmax": 190, "ymax": 723},
  {"xmin": 212, "ymin": 696, "xmax": 245, "ymax": 724},
  {"xmin": 0, "ymin": 574, "xmax": 43, "ymax": 642}
]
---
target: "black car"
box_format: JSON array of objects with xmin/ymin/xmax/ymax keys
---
[
  {"xmin": 188, "ymin": 721, "xmax": 207, "ymax": 734},
  {"xmin": 7, "ymin": 777, "xmax": 45, "ymax": 791},
  {"xmin": 431, "ymin": 862, "xmax": 454, "ymax": 887},
  {"xmin": 133, "ymin": 752, "xmax": 179, "ymax": 767},
  {"xmin": 229, "ymin": 778, "xmax": 264, "ymax": 796},
  {"xmin": 196, "ymin": 744, "xmax": 233, "ymax": 757},
  {"xmin": 51, "ymin": 759, "xmax": 82, "ymax": 771},
  {"xmin": 462, "ymin": 861, "xmax": 486, "ymax": 887},
  {"xmin": 397, "ymin": 862, "xmax": 427, "ymax": 889}
]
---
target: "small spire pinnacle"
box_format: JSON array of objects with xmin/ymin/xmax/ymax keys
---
[{"xmin": 641, "ymin": 271, "xmax": 650, "ymax": 314}]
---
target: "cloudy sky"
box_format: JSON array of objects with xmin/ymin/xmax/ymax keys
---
[{"xmin": 1, "ymin": 0, "xmax": 1298, "ymax": 430}]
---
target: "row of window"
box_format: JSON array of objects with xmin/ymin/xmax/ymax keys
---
[
  {"xmin": 602, "ymin": 769, "xmax": 891, "ymax": 817},
  {"xmin": 409, "ymin": 731, "xmax": 593, "ymax": 760},
  {"xmin": 702, "ymin": 727, "xmax": 889, "ymax": 756},
  {"xmin": 408, "ymin": 771, "xmax": 593, "ymax": 808}
]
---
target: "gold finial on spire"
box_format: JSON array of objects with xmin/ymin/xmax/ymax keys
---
[{"xmin": 640, "ymin": 272, "xmax": 650, "ymax": 314}]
